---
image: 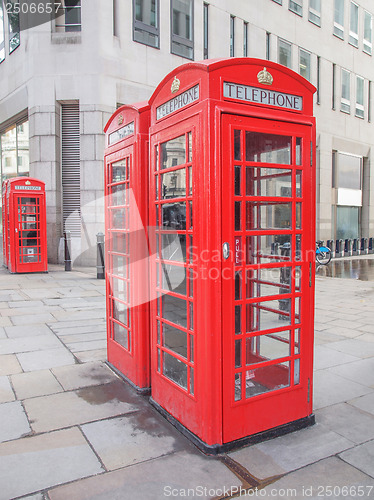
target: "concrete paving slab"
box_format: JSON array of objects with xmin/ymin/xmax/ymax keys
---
[
  {"xmin": 55, "ymin": 325, "xmax": 106, "ymax": 336},
  {"xmin": 0, "ymin": 316, "xmax": 12, "ymax": 327},
  {"xmin": 48, "ymin": 319, "xmax": 106, "ymax": 331},
  {"xmin": 313, "ymin": 370, "xmax": 373, "ymax": 410},
  {"xmin": 1, "ymin": 306, "xmax": 63, "ymax": 317},
  {"xmin": 322, "ymin": 325, "xmax": 364, "ymax": 338},
  {"xmin": 0, "ymin": 376, "xmax": 15, "ymax": 403},
  {"xmin": 0, "ymin": 327, "xmax": 6, "ymax": 338},
  {"xmin": 357, "ymin": 333, "xmax": 374, "ymax": 343},
  {"xmin": 0, "ymin": 427, "xmax": 104, "ymax": 500},
  {"xmin": 0, "ymin": 354, "xmax": 22, "ymax": 375},
  {"xmin": 260, "ymin": 456, "xmax": 374, "ymax": 500},
  {"xmin": 48, "ymin": 450, "xmax": 242, "ymax": 500},
  {"xmin": 11, "ymin": 369, "xmax": 63, "ymax": 400},
  {"xmin": 52, "ymin": 310, "xmax": 105, "ymax": 322},
  {"xmin": 325, "ymin": 338, "xmax": 374, "ymax": 359},
  {"xmin": 66, "ymin": 340, "xmax": 107, "ymax": 352},
  {"xmin": 17, "ymin": 347, "xmax": 76, "ymax": 372},
  {"xmin": 11, "ymin": 313, "xmax": 57, "ymax": 326},
  {"xmin": 81, "ymin": 406, "xmax": 193, "ymax": 471},
  {"xmin": 0, "ymin": 335, "xmax": 62, "ymax": 355},
  {"xmin": 8, "ymin": 300, "xmax": 44, "ymax": 308},
  {"xmin": 316, "ymin": 402, "xmax": 374, "ymax": 444},
  {"xmin": 60, "ymin": 332, "xmax": 105, "ymax": 343},
  {"xmin": 4, "ymin": 323, "xmax": 54, "ymax": 338},
  {"xmin": 328, "ymin": 358, "xmax": 374, "ymax": 387},
  {"xmin": 52, "ymin": 362, "xmax": 117, "ymax": 391},
  {"xmin": 313, "ymin": 345, "xmax": 359, "ymax": 370},
  {"xmin": 339, "ymin": 440, "xmax": 374, "ymax": 479},
  {"xmin": 74, "ymin": 349, "xmax": 107, "ymax": 363},
  {"xmin": 23, "ymin": 380, "xmax": 142, "ymax": 433},
  {"xmin": 349, "ymin": 392, "xmax": 374, "ymax": 415},
  {"xmin": 314, "ymin": 331, "xmax": 347, "ymax": 345},
  {"xmin": 21, "ymin": 288, "xmax": 61, "ymax": 299},
  {"xmin": 0, "ymin": 401, "xmax": 31, "ymax": 443},
  {"xmin": 229, "ymin": 423, "xmax": 353, "ymax": 477}
]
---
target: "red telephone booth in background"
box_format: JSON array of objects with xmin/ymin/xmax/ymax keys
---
[
  {"xmin": 2, "ymin": 179, "xmax": 10, "ymax": 268},
  {"xmin": 104, "ymin": 103, "xmax": 151, "ymax": 391},
  {"xmin": 149, "ymin": 58, "xmax": 316, "ymax": 453},
  {"xmin": 4, "ymin": 177, "xmax": 47, "ymax": 273}
]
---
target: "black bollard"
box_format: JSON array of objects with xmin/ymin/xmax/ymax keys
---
[
  {"xmin": 96, "ymin": 232, "xmax": 105, "ymax": 279},
  {"xmin": 64, "ymin": 231, "xmax": 72, "ymax": 271}
]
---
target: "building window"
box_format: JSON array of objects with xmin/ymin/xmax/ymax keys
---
[
  {"xmin": 230, "ymin": 15, "xmax": 235, "ymax": 57},
  {"xmin": 356, "ymin": 76, "xmax": 364, "ymax": 119},
  {"xmin": 349, "ymin": 2, "xmax": 359, "ymax": 47},
  {"xmin": 266, "ymin": 32, "xmax": 271, "ymax": 60},
  {"xmin": 0, "ymin": 120, "xmax": 29, "ymax": 185},
  {"xmin": 133, "ymin": 0, "xmax": 159, "ymax": 48},
  {"xmin": 334, "ymin": 0, "xmax": 344, "ymax": 39},
  {"xmin": 363, "ymin": 11, "xmax": 372, "ymax": 55},
  {"xmin": 243, "ymin": 21, "xmax": 248, "ymax": 57},
  {"xmin": 278, "ymin": 38, "xmax": 292, "ymax": 68},
  {"xmin": 316, "ymin": 55, "xmax": 320, "ymax": 104},
  {"xmin": 7, "ymin": 1, "xmax": 20, "ymax": 53},
  {"xmin": 272, "ymin": 0, "xmax": 282, "ymax": 4},
  {"xmin": 289, "ymin": 0, "xmax": 303, "ymax": 17},
  {"xmin": 332, "ymin": 64, "xmax": 336, "ymax": 109},
  {"xmin": 369, "ymin": 81, "xmax": 372, "ymax": 122},
  {"xmin": 341, "ymin": 69, "xmax": 351, "ymax": 114},
  {"xmin": 309, "ymin": 0, "xmax": 321, "ymax": 27},
  {"xmin": 0, "ymin": 2, "xmax": 5, "ymax": 63},
  {"xmin": 171, "ymin": 0, "xmax": 194, "ymax": 59},
  {"xmin": 203, "ymin": 3, "xmax": 208, "ymax": 59},
  {"xmin": 299, "ymin": 48, "xmax": 311, "ymax": 81},
  {"xmin": 56, "ymin": 0, "xmax": 82, "ymax": 32}
]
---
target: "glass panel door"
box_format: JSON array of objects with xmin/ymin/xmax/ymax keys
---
[{"xmin": 222, "ymin": 115, "xmax": 314, "ymax": 442}]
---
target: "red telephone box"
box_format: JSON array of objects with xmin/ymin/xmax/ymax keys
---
[
  {"xmin": 2, "ymin": 179, "xmax": 10, "ymax": 268},
  {"xmin": 104, "ymin": 102, "xmax": 151, "ymax": 391},
  {"xmin": 149, "ymin": 58, "xmax": 316, "ymax": 452},
  {"xmin": 4, "ymin": 177, "xmax": 47, "ymax": 273}
]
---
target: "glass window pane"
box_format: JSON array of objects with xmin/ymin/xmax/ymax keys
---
[
  {"xmin": 246, "ymin": 234, "xmax": 292, "ymax": 265},
  {"xmin": 235, "ymin": 305, "xmax": 242, "ymax": 334},
  {"xmin": 161, "ymin": 294, "xmax": 187, "ymax": 328},
  {"xmin": 1, "ymin": 126, "xmax": 17, "ymax": 178},
  {"xmin": 162, "ymin": 264, "xmax": 186, "ymax": 295},
  {"xmin": 246, "ymin": 167, "xmax": 292, "ymax": 197},
  {"xmin": 112, "ymin": 299, "xmax": 128, "ymax": 325},
  {"xmin": 113, "ymin": 321, "xmax": 128, "ymax": 349},
  {"xmin": 111, "ymin": 277, "xmax": 127, "ymax": 303},
  {"xmin": 246, "ymin": 299, "xmax": 291, "ymax": 333},
  {"xmin": 246, "ymin": 202, "xmax": 292, "ymax": 230},
  {"xmin": 163, "ymin": 351, "xmax": 187, "ymax": 389},
  {"xmin": 364, "ymin": 11, "xmax": 372, "ymax": 54},
  {"xmin": 299, "ymin": 49, "xmax": 311, "ymax": 81},
  {"xmin": 235, "ymin": 201, "xmax": 241, "ymax": 230},
  {"xmin": 0, "ymin": 2, "xmax": 5, "ymax": 63},
  {"xmin": 161, "ymin": 202, "xmax": 186, "ymax": 230},
  {"xmin": 235, "ymin": 373, "xmax": 242, "ymax": 401},
  {"xmin": 161, "ymin": 233, "xmax": 186, "ymax": 262},
  {"xmin": 161, "ymin": 135, "xmax": 186, "ymax": 169},
  {"xmin": 246, "ymin": 266, "xmax": 292, "ymax": 299},
  {"xmin": 246, "ymin": 132, "xmax": 291, "ymax": 164},
  {"xmin": 135, "ymin": 0, "xmax": 158, "ymax": 27},
  {"xmin": 246, "ymin": 331, "xmax": 291, "ymax": 364},
  {"xmin": 336, "ymin": 152, "xmax": 361, "ymax": 189},
  {"xmin": 336, "ymin": 206, "xmax": 359, "ymax": 240},
  {"xmin": 111, "ymin": 160, "xmax": 128, "ymax": 182},
  {"xmin": 278, "ymin": 39, "xmax": 292, "ymax": 68},
  {"xmin": 161, "ymin": 169, "xmax": 186, "ymax": 199},
  {"xmin": 234, "ymin": 130, "xmax": 242, "ymax": 160},
  {"xmin": 245, "ymin": 362, "xmax": 290, "ymax": 398},
  {"xmin": 163, "ymin": 323, "xmax": 187, "ymax": 359}
]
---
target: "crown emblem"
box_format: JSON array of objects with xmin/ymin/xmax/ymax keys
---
[
  {"xmin": 257, "ymin": 67, "xmax": 273, "ymax": 86},
  {"xmin": 118, "ymin": 114, "xmax": 124, "ymax": 125},
  {"xmin": 171, "ymin": 76, "xmax": 180, "ymax": 94},
  {"xmin": 25, "ymin": 180, "xmax": 31, "ymax": 185}
]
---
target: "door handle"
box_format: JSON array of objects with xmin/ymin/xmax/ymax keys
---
[{"xmin": 223, "ymin": 242, "xmax": 230, "ymax": 260}]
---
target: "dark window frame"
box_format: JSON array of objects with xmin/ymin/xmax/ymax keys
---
[
  {"xmin": 133, "ymin": 0, "xmax": 160, "ymax": 49},
  {"xmin": 170, "ymin": 0, "xmax": 194, "ymax": 60}
]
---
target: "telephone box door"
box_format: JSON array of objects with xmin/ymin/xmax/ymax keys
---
[
  {"xmin": 14, "ymin": 194, "xmax": 47, "ymax": 273},
  {"xmin": 222, "ymin": 114, "xmax": 315, "ymax": 442}
]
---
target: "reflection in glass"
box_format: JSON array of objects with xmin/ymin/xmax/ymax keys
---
[
  {"xmin": 234, "ymin": 130, "xmax": 242, "ymax": 160},
  {"xmin": 246, "ymin": 234, "xmax": 292, "ymax": 265},
  {"xmin": 113, "ymin": 299, "xmax": 127, "ymax": 325},
  {"xmin": 296, "ymin": 138, "xmax": 302, "ymax": 165},
  {"xmin": 235, "ymin": 166, "xmax": 241, "ymax": 195},
  {"xmin": 111, "ymin": 184, "xmax": 127, "ymax": 206},
  {"xmin": 246, "ymin": 167, "xmax": 292, "ymax": 197},
  {"xmin": 245, "ymin": 362, "xmax": 290, "ymax": 398},
  {"xmin": 163, "ymin": 351, "xmax": 187, "ymax": 389},
  {"xmin": 161, "ymin": 233, "xmax": 186, "ymax": 262},
  {"xmin": 294, "ymin": 358, "xmax": 300, "ymax": 384},
  {"xmin": 111, "ymin": 160, "xmax": 127, "ymax": 182},
  {"xmin": 113, "ymin": 321, "xmax": 128, "ymax": 349},
  {"xmin": 0, "ymin": 3, "xmax": 5, "ymax": 63},
  {"xmin": 163, "ymin": 323, "xmax": 187, "ymax": 358},
  {"xmin": 246, "ymin": 266, "xmax": 292, "ymax": 298},
  {"xmin": 235, "ymin": 373, "xmax": 242, "ymax": 401},
  {"xmin": 162, "ymin": 202, "xmax": 186, "ymax": 230},
  {"xmin": 161, "ymin": 135, "xmax": 186, "ymax": 169},
  {"xmin": 161, "ymin": 169, "xmax": 186, "ymax": 199},
  {"xmin": 296, "ymin": 170, "xmax": 302, "ymax": 197},
  {"xmin": 235, "ymin": 339, "xmax": 242, "ymax": 368},
  {"xmin": 162, "ymin": 294, "xmax": 187, "ymax": 328},
  {"xmin": 162, "ymin": 264, "xmax": 186, "ymax": 295},
  {"xmin": 246, "ymin": 299, "xmax": 291, "ymax": 333},
  {"xmin": 112, "ymin": 277, "xmax": 127, "ymax": 302},
  {"xmin": 296, "ymin": 203, "xmax": 302, "ymax": 229},
  {"xmin": 235, "ymin": 305, "xmax": 241, "ymax": 334},
  {"xmin": 246, "ymin": 202, "xmax": 292, "ymax": 230},
  {"xmin": 246, "ymin": 132, "xmax": 291, "ymax": 164},
  {"xmin": 235, "ymin": 201, "xmax": 241, "ymax": 231}
]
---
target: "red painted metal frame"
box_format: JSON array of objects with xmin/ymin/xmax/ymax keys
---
[
  {"xmin": 149, "ymin": 58, "xmax": 316, "ymax": 448},
  {"xmin": 5, "ymin": 177, "xmax": 47, "ymax": 274},
  {"xmin": 104, "ymin": 103, "xmax": 151, "ymax": 390}
]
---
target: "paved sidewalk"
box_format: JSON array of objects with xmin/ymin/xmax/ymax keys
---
[{"xmin": 0, "ymin": 264, "xmax": 373, "ymax": 499}]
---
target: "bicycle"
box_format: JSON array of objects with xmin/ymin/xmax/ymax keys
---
[{"xmin": 316, "ymin": 240, "xmax": 332, "ymax": 265}]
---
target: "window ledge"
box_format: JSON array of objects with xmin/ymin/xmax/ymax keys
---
[{"xmin": 51, "ymin": 32, "xmax": 82, "ymax": 44}]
